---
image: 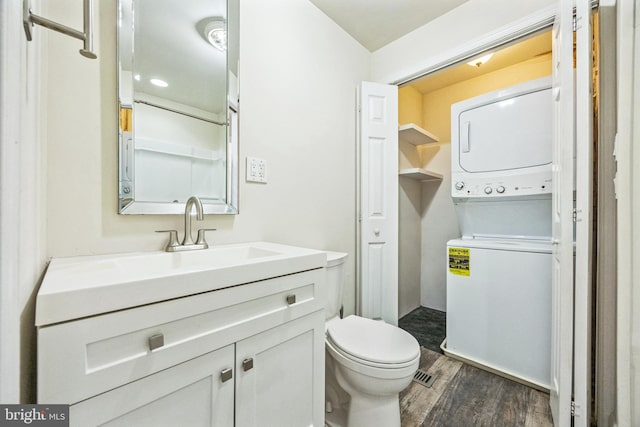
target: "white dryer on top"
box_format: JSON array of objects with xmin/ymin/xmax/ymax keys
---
[{"xmin": 451, "ymin": 76, "xmax": 553, "ymax": 200}]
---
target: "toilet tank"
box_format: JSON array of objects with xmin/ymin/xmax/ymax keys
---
[{"xmin": 325, "ymin": 251, "xmax": 348, "ymax": 320}]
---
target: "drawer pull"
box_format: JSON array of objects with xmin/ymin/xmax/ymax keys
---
[
  {"xmin": 286, "ymin": 294, "xmax": 296, "ymax": 305},
  {"xmin": 242, "ymin": 358, "xmax": 254, "ymax": 372},
  {"xmin": 148, "ymin": 333, "xmax": 164, "ymax": 351},
  {"xmin": 220, "ymin": 368, "xmax": 233, "ymax": 383}
]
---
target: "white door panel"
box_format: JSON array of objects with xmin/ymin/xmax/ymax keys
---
[
  {"xmin": 572, "ymin": 0, "xmax": 593, "ymax": 424},
  {"xmin": 549, "ymin": 0, "xmax": 575, "ymax": 424},
  {"xmin": 359, "ymin": 82, "xmax": 398, "ymax": 325},
  {"xmin": 550, "ymin": 0, "xmax": 592, "ymax": 425}
]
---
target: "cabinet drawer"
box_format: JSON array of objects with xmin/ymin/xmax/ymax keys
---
[{"xmin": 38, "ymin": 268, "xmax": 325, "ymax": 404}]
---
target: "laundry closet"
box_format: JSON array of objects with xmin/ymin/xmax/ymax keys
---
[
  {"xmin": 397, "ymin": 31, "xmax": 552, "ymax": 318},
  {"xmin": 396, "ymin": 31, "xmax": 555, "ymax": 391},
  {"xmin": 397, "ymin": 31, "xmax": 553, "ymax": 318}
]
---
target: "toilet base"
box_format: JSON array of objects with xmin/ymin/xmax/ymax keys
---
[
  {"xmin": 325, "ymin": 405, "xmax": 347, "ymax": 427},
  {"xmin": 324, "ymin": 388, "xmax": 402, "ymax": 427},
  {"xmin": 346, "ymin": 393, "xmax": 401, "ymax": 427},
  {"xmin": 326, "ymin": 354, "xmax": 411, "ymax": 427}
]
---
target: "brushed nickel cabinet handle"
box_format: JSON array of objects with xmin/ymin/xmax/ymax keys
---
[
  {"xmin": 286, "ymin": 294, "xmax": 296, "ymax": 305},
  {"xmin": 242, "ymin": 358, "xmax": 254, "ymax": 372},
  {"xmin": 220, "ymin": 368, "xmax": 233, "ymax": 383},
  {"xmin": 148, "ymin": 333, "xmax": 164, "ymax": 351}
]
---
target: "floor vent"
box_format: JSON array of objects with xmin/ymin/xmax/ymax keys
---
[{"xmin": 412, "ymin": 369, "xmax": 436, "ymax": 388}]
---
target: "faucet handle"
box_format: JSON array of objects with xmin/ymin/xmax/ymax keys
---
[
  {"xmin": 156, "ymin": 230, "xmax": 180, "ymax": 249},
  {"xmin": 196, "ymin": 228, "xmax": 216, "ymax": 246}
]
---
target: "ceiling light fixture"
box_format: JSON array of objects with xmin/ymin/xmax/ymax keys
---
[
  {"xmin": 150, "ymin": 78, "xmax": 168, "ymax": 88},
  {"xmin": 204, "ymin": 19, "xmax": 226, "ymax": 51},
  {"xmin": 467, "ymin": 53, "xmax": 494, "ymax": 68}
]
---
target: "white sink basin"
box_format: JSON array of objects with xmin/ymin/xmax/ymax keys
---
[{"xmin": 36, "ymin": 242, "xmax": 326, "ymax": 326}]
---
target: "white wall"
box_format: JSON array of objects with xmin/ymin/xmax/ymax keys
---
[
  {"xmin": 419, "ymin": 145, "xmax": 458, "ymax": 311},
  {"xmin": 44, "ymin": 0, "xmax": 369, "ymax": 319},
  {"xmin": 614, "ymin": 0, "xmax": 639, "ymax": 424},
  {"xmin": 370, "ymin": 0, "xmax": 556, "ymax": 84},
  {"xmin": 632, "ymin": 2, "xmax": 640, "ymax": 421},
  {"xmin": 0, "ymin": 0, "xmax": 47, "ymax": 403},
  {"xmin": 398, "ymin": 175, "xmax": 422, "ymax": 318},
  {"xmin": 617, "ymin": 0, "xmax": 640, "ymax": 423}
]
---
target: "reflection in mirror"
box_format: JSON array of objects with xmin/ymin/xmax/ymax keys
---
[{"xmin": 118, "ymin": 0, "xmax": 239, "ymax": 214}]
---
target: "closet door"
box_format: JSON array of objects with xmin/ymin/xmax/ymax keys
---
[
  {"xmin": 358, "ymin": 81, "xmax": 399, "ymax": 325},
  {"xmin": 549, "ymin": 0, "xmax": 593, "ymax": 425}
]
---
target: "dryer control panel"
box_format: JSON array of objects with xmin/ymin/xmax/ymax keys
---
[{"xmin": 451, "ymin": 170, "xmax": 552, "ymax": 198}]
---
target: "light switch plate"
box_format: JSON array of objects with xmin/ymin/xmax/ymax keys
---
[{"xmin": 246, "ymin": 156, "xmax": 267, "ymax": 183}]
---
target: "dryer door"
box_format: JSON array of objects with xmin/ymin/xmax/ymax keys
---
[{"xmin": 455, "ymin": 83, "xmax": 552, "ymax": 173}]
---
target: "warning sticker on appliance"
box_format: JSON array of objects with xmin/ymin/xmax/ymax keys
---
[{"xmin": 449, "ymin": 247, "xmax": 470, "ymax": 276}]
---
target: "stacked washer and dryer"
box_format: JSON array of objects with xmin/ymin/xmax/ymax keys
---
[{"xmin": 444, "ymin": 76, "xmax": 553, "ymax": 390}]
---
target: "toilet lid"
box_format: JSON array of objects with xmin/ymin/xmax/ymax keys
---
[{"xmin": 326, "ymin": 316, "xmax": 419, "ymax": 365}]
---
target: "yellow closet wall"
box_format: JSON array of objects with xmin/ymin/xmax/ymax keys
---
[{"xmin": 399, "ymin": 85, "xmax": 424, "ymax": 127}]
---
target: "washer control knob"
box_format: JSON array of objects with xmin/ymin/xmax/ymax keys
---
[
  {"xmin": 455, "ymin": 181, "xmax": 465, "ymax": 191},
  {"xmin": 484, "ymin": 186, "xmax": 493, "ymax": 195},
  {"xmin": 496, "ymin": 186, "xmax": 505, "ymax": 194}
]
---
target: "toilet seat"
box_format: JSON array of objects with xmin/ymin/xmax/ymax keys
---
[{"xmin": 326, "ymin": 315, "xmax": 420, "ymax": 369}]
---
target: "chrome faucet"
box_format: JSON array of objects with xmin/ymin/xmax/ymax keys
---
[
  {"xmin": 183, "ymin": 196, "xmax": 204, "ymax": 246},
  {"xmin": 156, "ymin": 196, "xmax": 215, "ymax": 252}
]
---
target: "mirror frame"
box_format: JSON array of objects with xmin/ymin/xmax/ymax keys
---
[{"xmin": 116, "ymin": 0, "xmax": 239, "ymax": 215}]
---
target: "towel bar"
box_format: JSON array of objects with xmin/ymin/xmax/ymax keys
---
[{"xmin": 23, "ymin": 0, "xmax": 96, "ymax": 59}]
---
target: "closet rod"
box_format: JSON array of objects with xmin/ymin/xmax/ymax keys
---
[{"xmin": 23, "ymin": 0, "xmax": 97, "ymax": 59}]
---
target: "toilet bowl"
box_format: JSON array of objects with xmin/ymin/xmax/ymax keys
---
[{"xmin": 324, "ymin": 252, "xmax": 420, "ymax": 427}]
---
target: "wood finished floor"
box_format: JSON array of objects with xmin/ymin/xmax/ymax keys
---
[{"xmin": 400, "ymin": 347, "xmax": 554, "ymax": 427}]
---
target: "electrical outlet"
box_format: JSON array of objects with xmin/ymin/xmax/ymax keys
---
[{"xmin": 246, "ymin": 156, "xmax": 267, "ymax": 183}]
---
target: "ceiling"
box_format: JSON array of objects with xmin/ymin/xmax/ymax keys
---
[
  {"xmin": 309, "ymin": 0, "xmax": 469, "ymax": 51},
  {"xmin": 408, "ymin": 31, "xmax": 552, "ymax": 93}
]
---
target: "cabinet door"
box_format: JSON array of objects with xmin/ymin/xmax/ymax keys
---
[
  {"xmin": 70, "ymin": 345, "xmax": 234, "ymax": 427},
  {"xmin": 235, "ymin": 311, "xmax": 325, "ymax": 427}
]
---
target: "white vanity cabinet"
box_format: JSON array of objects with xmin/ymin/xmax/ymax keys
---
[{"xmin": 37, "ymin": 252, "xmax": 326, "ymax": 427}]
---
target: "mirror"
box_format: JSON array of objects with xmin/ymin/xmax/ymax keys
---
[{"xmin": 117, "ymin": 0, "xmax": 239, "ymax": 214}]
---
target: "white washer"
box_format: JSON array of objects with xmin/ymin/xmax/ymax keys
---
[{"xmin": 446, "ymin": 238, "xmax": 551, "ymax": 390}]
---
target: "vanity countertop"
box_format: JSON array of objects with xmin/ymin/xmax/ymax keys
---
[{"xmin": 36, "ymin": 242, "xmax": 326, "ymax": 326}]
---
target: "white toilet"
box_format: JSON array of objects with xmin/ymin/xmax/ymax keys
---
[{"xmin": 324, "ymin": 252, "xmax": 420, "ymax": 427}]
